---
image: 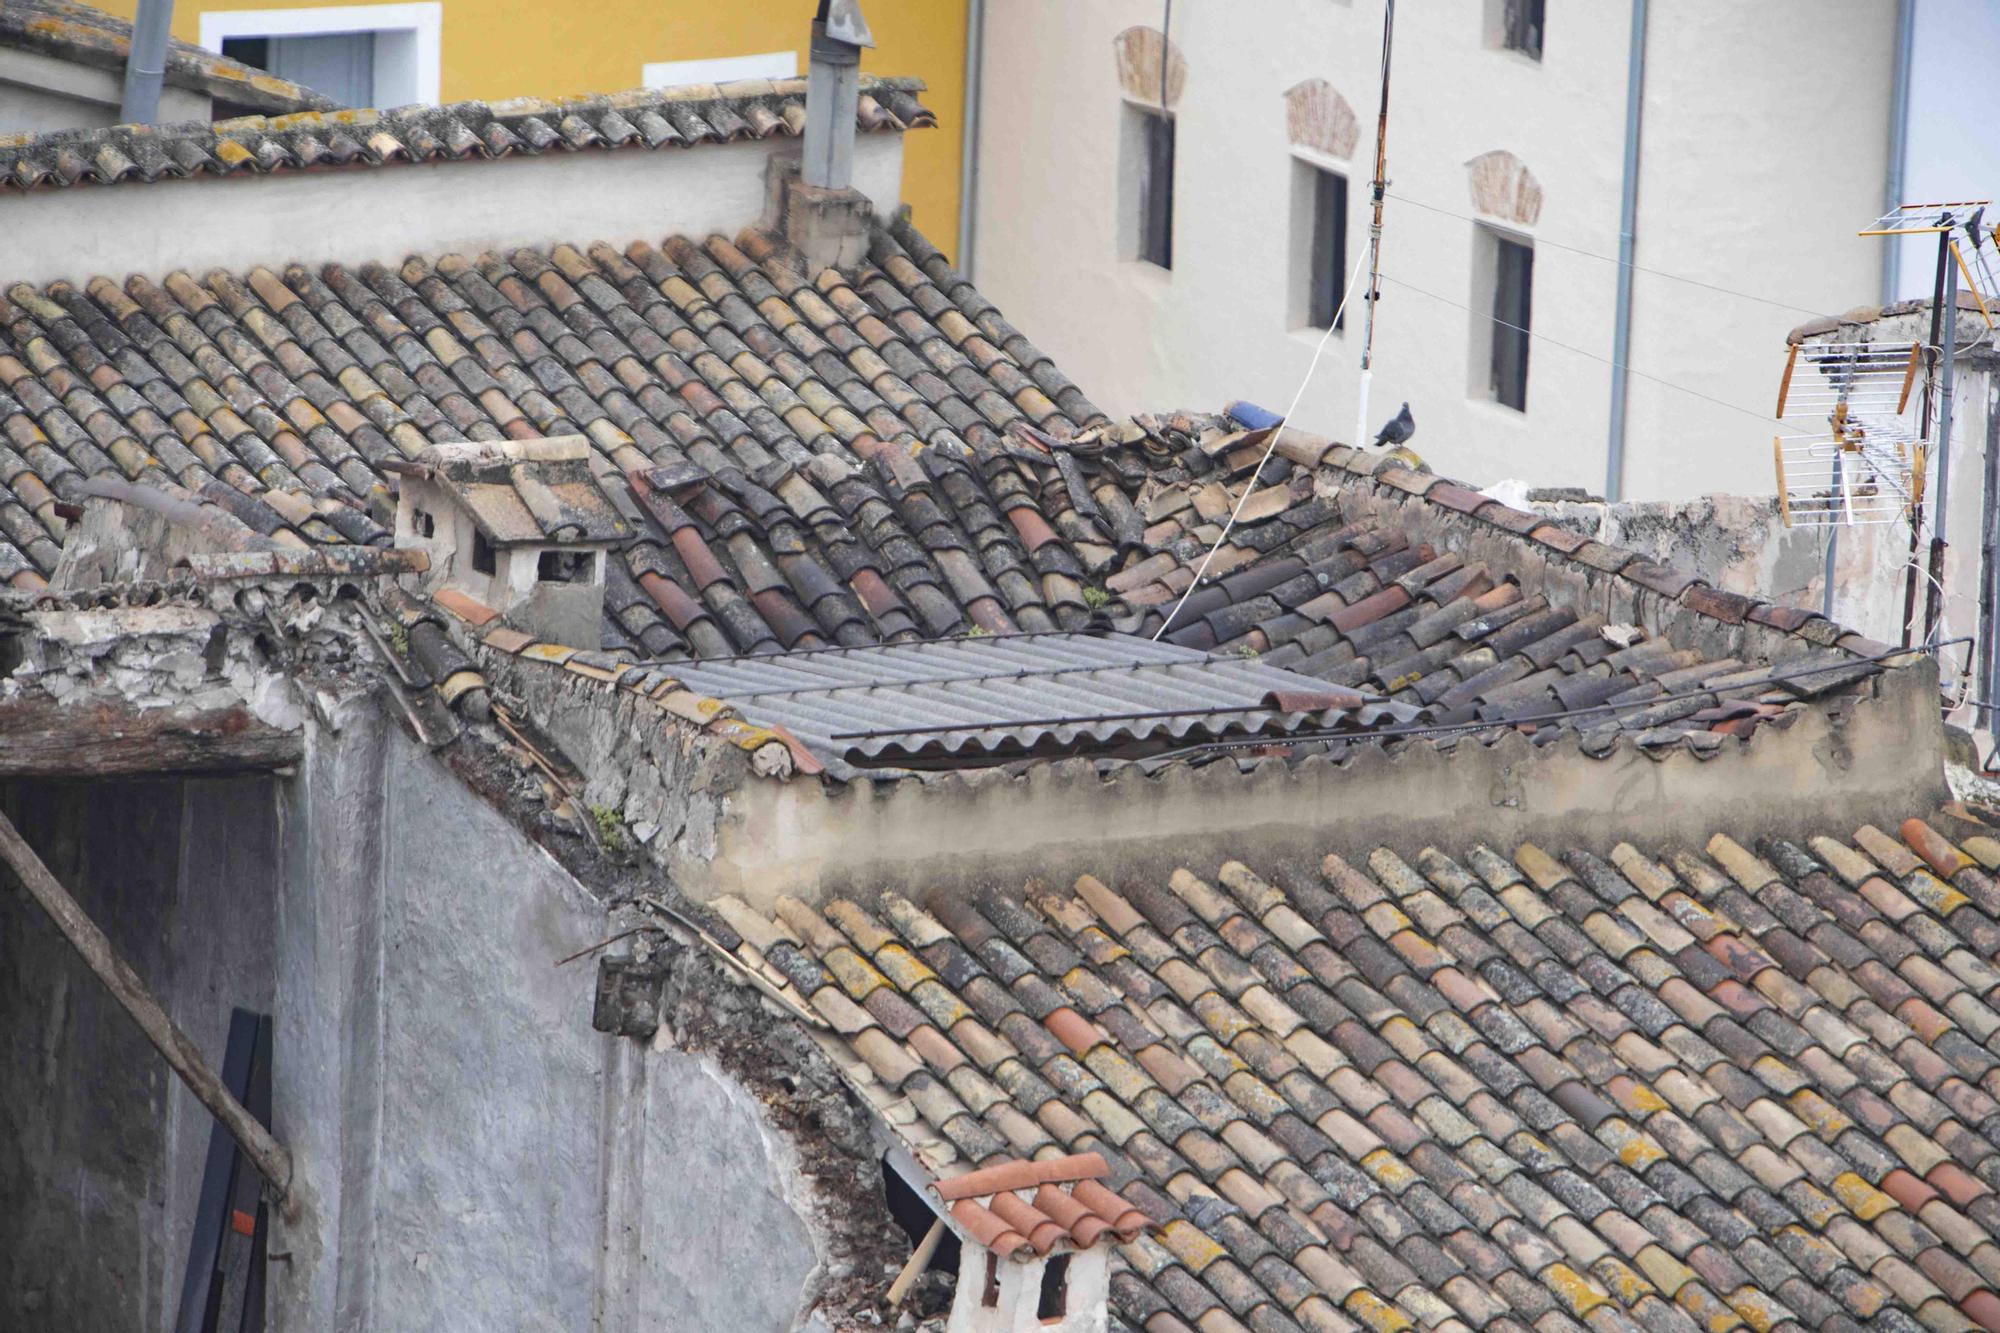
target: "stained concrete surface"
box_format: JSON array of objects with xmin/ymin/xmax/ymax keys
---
[
  {"xmin": 365, "ymin": 727, "xmax": 608, "ymax": 1330},
  {"xmin": 628, "ymin": 1050, "xmax": 824, "ymax": 1331}
]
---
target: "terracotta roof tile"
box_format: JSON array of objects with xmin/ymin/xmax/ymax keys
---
[{"xmin": 716, "ymin": 815, "xmax": 2000, "ymax": 1331}]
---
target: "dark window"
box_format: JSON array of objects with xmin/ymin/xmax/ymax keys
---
[
  {"xmin": 1501, "ymin": 0, "xmax": 1545, "ymax": 59},
  {"xmin": 220, "ymin": 36, "xmax": 271, "ymax": 71},
  {"xmin": 1304, "ymin": 165, "xmax": 1348, "ymax": 329},
  {"xmin": 982, "ymin": 1252, "xmax": 1001, "ymax": 1308},
  {"xmin": 877, "ymin": 1157, "xmax": 959, "ymax": 1279},
  {"xmin": 222, "ymin": 32, "xmax": 377, "ymax": 105},
  {"xmin": 537, "ymin": 550, "xmax": 593, "ymax": 584},
  {"xmin": 412, "ymin": 508, "xmax": 435, "ymax": 539},
  {"xmin": 1137, "ymin": 109, "xmax": 1175, "ymax": 269},
  {"xmin": 1490, "ymin": 234, "xmax": 1533, "ymax": 411},
  {"xmin": 1037, "ymin": 1254, "xmax": 1071, "ymax": 1320},
  {"xmin": 471, "ymin": 529, "xmax": 496, "ymax": 575}
]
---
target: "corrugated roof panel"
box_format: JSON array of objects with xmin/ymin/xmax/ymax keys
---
[{"xmin": 664, "ymin": 631, "xmax": 1426, "ymax": 777}]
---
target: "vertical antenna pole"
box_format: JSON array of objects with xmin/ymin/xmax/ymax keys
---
[
  {"xmin": 1354, "ymin": 0, "xmax": 1396, "ymax": 448},
  {"xmin": 1980, "ymin": 375, "xmax": 2000, "ymax": 758},
  {"xmin": 1903, "ymin": 230, "xmax": 1951, "ymax": 647},
  {"xmin": 1923, "ymin": 245, "xmax": 1960, "ymax": 645}
]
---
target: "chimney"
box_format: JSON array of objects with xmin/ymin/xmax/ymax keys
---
[{"xmin": 783, "ymin": 0, "xmax": 876, "ymax": 271}]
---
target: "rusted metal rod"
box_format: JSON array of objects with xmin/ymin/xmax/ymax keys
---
[{"xmin": 0, "ymin": 810, "xmax": 295, "ymax": 1203}]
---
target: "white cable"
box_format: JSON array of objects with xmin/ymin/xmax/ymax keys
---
[
  {"xmin": 1153, "ymin": 244, "xmax": 1375, "ymax": 640},
  {"xmin": 1887, "ymin": 546, "xmax": 1976, "ymax": 708}
]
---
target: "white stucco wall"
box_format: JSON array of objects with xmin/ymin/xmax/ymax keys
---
[
  {"xmin": 973, "ymin": 1, "xmax": 1897, "ymax": 503},
  {"xmin": 0, "ymin": 130, "xmax": 906, "ymax": 287},
  {"xmin": 1620, "ymin": 1, "xmax": 1893, "ymax": 501}
]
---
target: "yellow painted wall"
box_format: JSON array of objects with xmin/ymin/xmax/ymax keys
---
[{"xmin": 95, "ymin": 0, "xmax": 967, "ymax": 249}]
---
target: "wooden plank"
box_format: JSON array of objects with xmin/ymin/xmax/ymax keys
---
[{"xmin": 0, "ymin": 695, "xmax": 303, "ymax": 778}]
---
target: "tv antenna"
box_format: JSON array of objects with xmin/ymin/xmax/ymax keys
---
[
  {"xmin": 1859, "ymin": 201, "xmax": 1997, "ymax": 644},
  {"xmin": 1772, "ymin": 338, "xmax": 1923, "ymax": 530}
]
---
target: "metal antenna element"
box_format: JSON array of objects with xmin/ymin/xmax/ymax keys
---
[
  {"xmin": 1856, "ymin": 201, "xmax": 1998, "ymax": 646},
  {"xmin": 1352, "ymin": 0, "xmax": 1397, "ymax": 450},
  {"xmin": 1772, "ymin": 338, "xmax": 1924, "ymax": 530}
]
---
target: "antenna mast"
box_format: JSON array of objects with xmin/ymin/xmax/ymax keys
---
[{"xmin": 1353, "ymin": 0, "xmax": 1396, "ymax": 449}]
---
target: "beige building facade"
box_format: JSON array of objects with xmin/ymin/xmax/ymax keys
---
[{"xmin": 966, "ymin": 1, "xmax": 1908, "ymax": 502}]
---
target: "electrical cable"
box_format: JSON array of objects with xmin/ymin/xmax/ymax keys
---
[
  {"xmin": 1375, "ymin": 269, "xmax": 1796, "ymax": 430},
  {"xmin": 1383, "ymin": 190, "xmax": 1848, "ymax": 322},
  {"xmin": 1152, "ymin": 243, "xmax": 1374, "ymax": 639}
]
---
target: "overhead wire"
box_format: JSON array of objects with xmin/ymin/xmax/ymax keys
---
[
  {"xmin": 1152, "ymin": 243, "xmax": 1374, "ymax": 639},
  {"xmin": 1382, "ymin": 190, "xmax": 1847, "ymax": 322},
  {"xmin": 1374, "ymin": 269, "xmax": 1791, "ymax": 430}
]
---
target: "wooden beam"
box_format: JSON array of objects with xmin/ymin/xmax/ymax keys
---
[
  {"xmin": 0, "ymin": 695, "xmax": 302, "ymax": 778},
  {"xmin": 0, "ymin": 809, "xmax": 297, "ymax": 1208},
  {"xmin": 886, "ymin": 1217, "xmax": 946, "ymax": 1306}
]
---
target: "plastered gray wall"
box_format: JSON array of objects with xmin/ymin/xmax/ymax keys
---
[{"xmin": 2, "ymin": 704, "xmax": 836, "ymax": 1332}]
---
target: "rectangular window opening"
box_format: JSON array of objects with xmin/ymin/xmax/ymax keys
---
[
  {"xmin": 1480, "ymin": 229, "xmax": 1534, "ymax": 411},
  {"xmin": 223, "ymin": 31, "xmax": 377, "ymax": 106},
  {"xmin": 537, "ymin": 550, "xmax": 593, "ymax": 584},
  {"xmin": 412, "ymin": 508, "xmax": 435, "ymax": 539},
  {"xmin": 202, "ymin": 4, "xmax": 442, "ymax": 109},
  {"xmin": 1121, "ymin": 104, "xmax": 1175, "ymax": 269},
  {"xmin": 1495, "ymin": 0, "xmax": 1545, "ymax": 59},
  {"xmin": 1037, "ymin": 1253, "xmax": 1071, "ymax": 1321},
  {"xmin": 471, "ymin": 529, "xmax": 496, "ymax": 575},
  {"xmin": 1292, "ymin": 161, "xmax": 1348, "ymax": 330}
]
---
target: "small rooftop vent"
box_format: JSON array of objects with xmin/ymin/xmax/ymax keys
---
[
  {"xmin": 392, "ymin": 435, "xmax": 628, "ymax": 646},
  {"xmin": 930, "ymin": 1152, "xmax": 1145, "ymax": 1333}
]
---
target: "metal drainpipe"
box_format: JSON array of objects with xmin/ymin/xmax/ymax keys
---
[
  {"xmin": 1603, "ymin": 0, "xmax": 1648, "ymax": 502},
  {"xmin": 1882, "ymin": 0, "xmax": 1916, "ymax": 304},
  {"xmin": 119, "ymin": 0, "xmax": 176, "ymax": 125},
  {"xmin": 955, "ymin": 0, "xmax": 984, "ymax": 277}
]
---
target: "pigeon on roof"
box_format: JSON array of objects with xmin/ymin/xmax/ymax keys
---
[{"xmin": 1372, "ymin": 401, "xmax": 1415, "ymax": 448}]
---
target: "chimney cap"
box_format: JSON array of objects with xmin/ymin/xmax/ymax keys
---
[{"xmin": 817, "ymin": 0, "xmax": 875, "ymax": 48}]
